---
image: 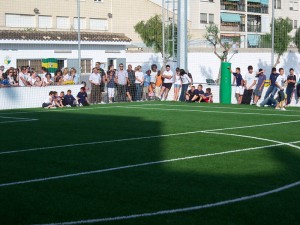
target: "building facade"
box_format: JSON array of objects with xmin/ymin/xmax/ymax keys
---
[{"xmin": 189, "ymin": 0, "xmax": 300, "ymax": 48}]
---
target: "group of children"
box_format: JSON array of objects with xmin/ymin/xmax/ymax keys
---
[
  {"xmin": 42, "ymin": 87, "xmax": 89, "ymax": 109},
  {"xmin": 185, "ymin": 85, "xmax": 213, "ymax": 103},
  {"xmin": 231, "ymin": 65, "xmax": 300, "ymax": 110}
]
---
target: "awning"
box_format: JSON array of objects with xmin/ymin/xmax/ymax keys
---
[
  {"xmin": 248, "ymin": 0, "xmax": 268, "ymax": 4},
  {"xmin": 248, "ymin": 34, "xmax": 260, "ymax": 46},
  {"xmin": 220, "ymin": 13, "xmax": 241, "ymax": 23},
  {"xmin": 221, "ymin": 33, "xmax": 240, "ymax": 37},
  {"xmin": 260, "ymin": 0, "xmax": 269, "ymax": 5}
]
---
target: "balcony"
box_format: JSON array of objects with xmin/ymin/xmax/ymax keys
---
[
  {"xmin": 221, "ymin": 23, "xmax": 245, "ymax": 32},
  {"xmin": 221, "ymin": 1, "xmax": 246, "ymax": 12},
  {"xmin": 247, "ymin": 24, "xmax": 261, "ymax": 32},
  {"xmin": 247, "ymin": 3, "xmax": 269, "ymax": 14}
]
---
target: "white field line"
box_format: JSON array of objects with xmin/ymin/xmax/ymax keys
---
[
  {"xmin": 205, "ymin": 131, "xmax": 300, "ymax": 150},
  {"xmin": 1, "ymin": 141, "xmax": 300, "ymax": 188},
  {"xmin": 1, "ymin": 120, "xmax": 300, "ymax": 156},
  {"xmin": 129, "ymin": 103, "xmax": 300, "ymax": 112},
  {"xmin": 118, "ymin": 106, "xmax": 300, "ymax": 117},
  {"xmin": 0, "ymin": 115, "xmax": 37, "ymax": 120},
  {"xmin": 36, "ymin": 180, "xmax": 300, "ymax": 225},
  {"xmin": 0, "ymin": 119, "xmax": 38, "ymax": 124}
]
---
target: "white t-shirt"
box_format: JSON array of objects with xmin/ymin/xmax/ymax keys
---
[
  {"xmin": 27, "ymin": 77, "xmax": 37, "ymax": 85},
  {"xmin": 89, "ymin": 73, "xmax": 101, "ymax": 85},
  {"xmin": 44, "ymin": 96, "xmax": 52, "ymax": 104},
  {"xmin": 18, "ymin": 72, "xmax": 27, "ymax": 86},
  {"xmin": 135, "ymin": 71, "xmax": 144, "ymax": 84},
  {"xmin": 63, "ymin": 74, "xmax": 73, "ymax": 81},
  {"xmin": 174, "ymin": 74, "xmax": 182, "ymax": 85},
  {"xmin": 150, "ymin": 71, "xmax": 157, "ymax": 83},
  {"xmin": 276, "ymin": 74, "xmax": 285, "ymax": 90},
  {"xmin": 181, "ymin": 74, "xmax": 191, "ymax": 84},
  {"xmin": 244, "ymin": 72, "xmax": 257, "ymax": 89},
  {"xmin": 163, "ymin": 70, "xmax": 173, "ymax": 83}
]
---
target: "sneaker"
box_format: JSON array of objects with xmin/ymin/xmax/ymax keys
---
[
  {"xmin": 256, "ymin": 103, "xmax": 261, "ymax": 107},
  {"xmin": 281, "ymin": 108, "xmax": 286, "ymax": 111},
  {"xmin": 275, "ymin": 107, "xmax": 280, "ymax": 110},
  {"xmin": 264, "ymin": 105, "xmax": 269, "ymax": 107}
]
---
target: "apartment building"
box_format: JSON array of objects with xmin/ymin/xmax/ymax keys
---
[
  {"xmin": 0, "ymin": 0, "xmax": 168, "ymax": 44},
  {"xmin": 189, "ymin": 0, "xmax": 300, "ymax": 48}
]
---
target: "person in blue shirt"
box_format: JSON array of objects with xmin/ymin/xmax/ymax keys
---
[
  {"xmin": 263, "ymin": 67, "xmax": 279, "ymax": 100},
  {"xmin": 0, "ymin": 73, "xmax": 11, "ymax": 87},
  {"xmin": 231, "ymin": 67, "xmax": 244, "ymax": 104},
  {"xmin": 143, "ymin": 70, "xmax": 151, "ymax": 101},
  {"xmin": 77, "ymin": 87, "xmax": 89, "ymax": 106},
  {"xmin": 190, "ymin": 84, "xmax": 205, "ymax": 102},
  {"xmin": 64, "ymin": 90, "xmax": 76, "ymax": 107}
]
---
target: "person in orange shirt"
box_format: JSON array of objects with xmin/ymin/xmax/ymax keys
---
[{"xmin": 155, "ymin": 70, "xmax": 162, "ymax": 100}]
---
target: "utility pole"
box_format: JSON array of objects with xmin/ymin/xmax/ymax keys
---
[
  {"xmin": 77, "ymin": 0, "xmax": 82, "ymax": 78},
  {"xmin": 177, "ymin": 0, "xmax": 188, "ymax": 70}
]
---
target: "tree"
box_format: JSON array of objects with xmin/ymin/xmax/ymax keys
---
[
  {"xmin": 295, "ymin": 26, "xmax": 300, "ymax": 53},
  {"xmin": 204, "ymin": 23, "xmax": 239, "ymax": 63},
  {"xmin": 134, "ymin": 15, "xmax": 177, "ymax": 64},
  {"xmin": 260, "ymin": 17, "xmax": 293, "ymax": 67}
]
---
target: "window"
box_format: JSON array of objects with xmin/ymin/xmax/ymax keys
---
[
  {"xmin": 275, "ymin": 0, "xmax": 281, "ymax": 9},
  {"xmin": 6, "ymin": 14, "xmax": 35, "ymax": 28},
  {"xmin": 94, "ymin": 0, "xmax": 103, "ymax": 2},
  {"xmin": 200, "ymin": 13, "xmax": 207, "ymax": 24},
  {"xmin": 57, "ymin": 17, "xmax": 70, "ymax": 29},
  {"xmin": 90, "ymin": 18, "xmax": 108, "ymax": 31},
  {"xmin": 209, "ymin": 14, "xmax": 214, "ymax": 24},
  {"xmin": 81, "ymin": 59, "xmax": 92, "ymax": 73},
  {"xmin": 39, "ymin": 16, "xmax": 52, "ymax": 29},
  {"xmin": 73, "ymin": 17, "xmax": 86, "ymax": 30},
  {"xmin": 294, "ymin": 20, "xmax": 298, "ymax": 29}
]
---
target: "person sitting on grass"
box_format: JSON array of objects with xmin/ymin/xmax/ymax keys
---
[
  {"xmin": 190, "ymin": 84, "xmax": 205, "ymax": 103},
  {"xmin": 42, "ymin": 91, "xmax": 55, "ymax": 109},
  {"xmin": 202, "ymin": 88, "xmax": 213, "ymax": 103},
  {"xmin": 53, "ymin": 91, "xmax": 64, "ymax": 108},
  {"xmin": 64, "ymin": 90, "xmax": 76, "ymax": 107},
  {"xmin": 77, "ymin": 87, "xmax": 89, "ymax": 106},
  {"xmin": 186, "ymin": 85, "xmax": 195, "ymax": 102}
]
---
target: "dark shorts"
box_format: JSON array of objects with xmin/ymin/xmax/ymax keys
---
[
  {"xmin": 42, "ymin": 103, "xmax": 51, "ymax": 108},
  {"xmin": 277, "ymin": 90, "xmax": 285, "ymax": 102},
  {"xmin": 254, "ymin": 87, "xmax": 264, "ymax": 97},
  {"xmin": 162, "ymin": 83, "xmax": 172, "ymax": 89}
]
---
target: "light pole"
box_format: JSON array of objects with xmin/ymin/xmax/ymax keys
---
[
  {"xmin": 77, "ymin": 0, "xmax": 82, "ymax": 79},
  {"xmin": 177, "ymin": 0, "xmax": 188, "ymax": 70},
  {"xmin": 271, "ymin": 0, "xmax": 275, "ymax": 67}
]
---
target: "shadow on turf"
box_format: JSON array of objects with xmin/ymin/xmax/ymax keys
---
[{"xmin": 0, "ymin": 110, "xmax": 300, "ymax": 225}]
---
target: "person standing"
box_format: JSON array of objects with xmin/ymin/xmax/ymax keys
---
[
  {"xmin": 173, "ymin": 68, "xmax": 182, "ymax": 101},
  {"xmin": 107, "ymin": 70, "xmax": 117, "ymax": 103},
  {"xmin": 286, "ymin": 68, "xmax": 296, "ymax": 106},
  {"xmin": 116, "ymin": 63, "xmax": 129, "ymax": 102},
  {"xmin": 89, "ymin": 67, "xmax": 102, "ymax": 104},
  {"xmin": 143, "ymin": 70, "xmax": 151, "ymax": 101},
  {"xmin": 159, "ymin": 65, "xmax": 173, "ymax": 101},
  {"xmin": 127, "ymin": 64, "xmax": 136, "ymax": 101},
  {"xmin": 253, "ymin": 69, "xmax": 266, "ymax": 105},
  {"xmin": 19, "ymin": 66, "xmax": 29, "ymax": 87},
  {"xmin": 95, "ymin": 62, "xmax": 106, "ymax": 94},
  {"xmin": 135, "ymin": 66, "xmax": 144, "ymax": 101},
  {"xmin": 150, "ymin": 64, "xmax": 158, "ymax": 96},
  {"xmin": 179, "ymin": 69, "xmax": 191, "ymax": 102},
  {"xmin": 242, "ymin": 65, "xmax": 257, "ymax": 104},
  {"xmin": 231, "ymin": 67, "xmax": 244, "ymax": 104},
  {"xmin": 275, "ymin": 68, "xmax": 286, "ymax": 110}
]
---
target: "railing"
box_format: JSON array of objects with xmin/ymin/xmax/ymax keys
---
[
  {"xmin": 247, "ymin": 25, "xmax": 261, "ymax": 32},
  {"xmin": 221, "ymin": 23, "xmax": 245, "ymax": 32},
  {"xmin": 221, "ymin": 2, "xmax": 246, "ymax": 12},
  {"xmin": 247, "ymin": 4, "xmax": 269, "ymax": 14}
]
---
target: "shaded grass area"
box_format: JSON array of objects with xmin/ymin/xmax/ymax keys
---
[{"xmin": 0, "ymin": 102, "xmax": 300, "ymax": 225}]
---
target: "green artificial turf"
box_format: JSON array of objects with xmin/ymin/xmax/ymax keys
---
[{"xmin": 0, "ymin": 102, "xmax": 300, "ymax": 225}]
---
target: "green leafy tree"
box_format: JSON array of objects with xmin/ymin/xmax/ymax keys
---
[
  {"xmin": 134, "ymin": 15, "xmax": 177, "ymax": 64},
  {"xmin": 295, "ymin": 26, "xmax": 300, "ymax": 53},
  {"xmin": 204, "ymin": 23, "xmax": 239, "ymax": 63},
  {"xmin": 260, "ymin": 17, "xmax": 293, "ymax": 67}
]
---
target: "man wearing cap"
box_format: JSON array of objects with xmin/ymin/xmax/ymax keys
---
[{"xmin": 253, "ymin": 69, "xmax": 266, "ymax": 105}]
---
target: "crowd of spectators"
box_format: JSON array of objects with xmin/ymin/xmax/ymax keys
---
[
  {"xmin": 231, "ymin": 65, "xmax": 300, "ymax": 110},
  {"xmin": 0, "ymin": 65, "xmax": 79, "ymax": 88},
  {"xmin": 87, "ymin": 62, "xmax": 213, "ymax": 105}
]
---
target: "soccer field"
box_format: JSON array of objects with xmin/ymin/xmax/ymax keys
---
[{"xmin": 1, "ymin": 102, "xmax": 300, "ymax": 225}]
